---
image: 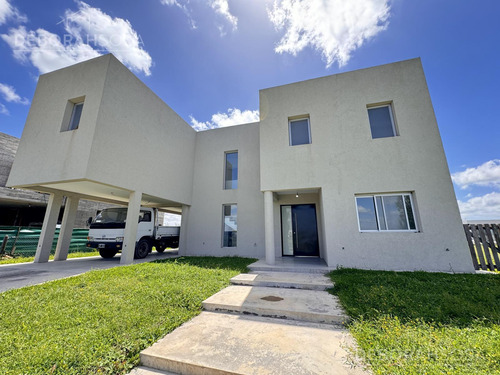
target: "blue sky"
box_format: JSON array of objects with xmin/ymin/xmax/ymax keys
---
[{"xmin": 0, "ymin": 0, "xmax": 499, "ymax": 220}]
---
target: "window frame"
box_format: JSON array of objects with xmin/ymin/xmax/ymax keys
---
[
  {"xmin": 222, "ymin": 203, "xmax": 237, "ymax": 247},
  {"xmin": 223, "ymin": 151, "xmax": 238, "ymax": 190},
  {"xmin": 68, "ymin": 102, "xmax": 84, "ymax": 131},
  {"xmin": 355, "ymin": 193, "xmax": 418, "ymax": 233},
  {"xmin": 61, "ymin": 96, "xmax": 85, "ymax": 132},
  {"xmin": 367, "ymin": 103, "xmax": 397, "ymax": 139},
  {"xmin": 288, "ymin": 117, "xmax": 311, "ymax": 146}
]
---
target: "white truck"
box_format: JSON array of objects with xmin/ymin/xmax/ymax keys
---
[{"xmin": 86, "ymin": 207, "xmax": 180, "ymax": 259}]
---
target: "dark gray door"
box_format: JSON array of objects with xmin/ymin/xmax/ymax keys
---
[{"xmin": 281, "ymin": 204, "xmax": 319, "ymax": 257}]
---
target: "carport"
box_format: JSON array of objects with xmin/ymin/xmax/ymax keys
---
[
  {"xmin": 14, "ymin": 180, "xmax": 187, "ymax": 265},
  {"xmin": 6, "ymin": 55, "xmax": 196, "ymax": 265}
]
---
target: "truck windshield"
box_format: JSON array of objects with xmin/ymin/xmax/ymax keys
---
[{"xmin": 94, "ymin": 208, "xmax": 128, "ymax": 224}]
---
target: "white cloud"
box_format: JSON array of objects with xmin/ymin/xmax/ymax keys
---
[
  {"xmin": 160, "ymin": 0, "xmax": 197, "ymax": 29},
  {"xmin": 452, "ymin": 160, "xmax": 500, "ymax": 189},
  {"xmin": 457, "ymin": 192, "xmax": 500, "ymax": 220},
  {"xmin": 160, "ymin": 0, "xmax": 236, "ymax": 32},
  {"xmin": 1, "ymin": 2, "xmax": 152, "ymax": 76},
  {"xmin": 0, "ymin": 103, "xmax": 9, "ymax": 115},
  {"xmin": 190, "ymin": 108, "xmax": 259, "ymax": 131},
  {"xmin": 0, "ymin": 82, "xmax": 29, "ymax": 105},
  {"xmin": 268, "ymin": 0, "xmax": 390, "ymax": 67},
  {"xmin": 210, "ymin": 0, "xmax": 237, "ymax": 31},
  {"xmin": 2, "ymin": 26, "xmax": 101, "ymax": 74},
  {"xmin": 0, "ymin": 0, "xmax": 26, "ymax": 25}
]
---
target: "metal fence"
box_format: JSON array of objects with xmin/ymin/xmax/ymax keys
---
[{"xmin": 0, "ymin": 226, "xmax": 90, "ymax": 257}]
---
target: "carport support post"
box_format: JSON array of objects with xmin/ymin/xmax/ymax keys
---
[
  {"xmin": 264, "ymin": 191, "xmax": 275, "ymax": 265},
  {"xmin": 178, "ymin": 204, "xmax": 190, "ymax": 256},
  {"xmin": 121, "ymin": 191, "xmax": 142, "ymax": 265},
  {"xmin": 54, "ymin": 196, "xmax": 80, "ymax": 261},
  {"xmin": 34, "ymin": 193, "xmax": 63, "ymax": 263}
]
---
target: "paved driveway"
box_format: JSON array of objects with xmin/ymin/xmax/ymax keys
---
[{"xmin": 0, "ymin": 250, "xmax": 179, "ymax": 293}]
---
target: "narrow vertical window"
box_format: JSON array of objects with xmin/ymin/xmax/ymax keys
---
[
  {"xmin": 223, "ymin": 204, "xmax": 237, "ymax": 247},
  {"xmin": 367, "ymin": 104, "xmax": 396, "ymax": 139},
  {"xmin": 289, "ymin": 118, "xmax": 311, "ymax": 146},
  {"xmin": 68, "ymin": 102, "xmax": 84, "ymax": 131},
  {"xmin": 224, "ymin": 151, "xmax": 238, "ymax": 189}
]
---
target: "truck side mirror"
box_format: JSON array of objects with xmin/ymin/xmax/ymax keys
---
[{"xmin": 86, "ymin": 217, "xmax": 93, "ymax": 226}]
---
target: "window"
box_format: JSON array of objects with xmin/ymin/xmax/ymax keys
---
[
  {"xmin": 222, "ymin": 204, "xmax": 237, "ymax": 247},
  {"xmin": 139, "ymin": 210, "xmax": 151, "ymax": 222},
  {"xmin": 224, "ymin": 152, "xmax": 238, "ymax": 189},
  {"xmin": 289, "ymin": 118, "xmax": 311, "ymax": 146},
  {"xmin": 356, "ymin": 193, "xmax": 417, "ymax": 232},
  {"xmin": 68, "ymin": 102, "xmax": 84, "ymax": 130},
  {"xmin": 367, "ymin": 104, "xmax": 396, "ymax": 139},
  {"xmin": 61, "ymin": 97, "xmax": 85, "ymax": 132}
]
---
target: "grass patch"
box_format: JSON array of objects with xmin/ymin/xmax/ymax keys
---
[
  {"xmin": 329, "ymin": 269, "xmax": 500, "ymax": 375},
  {"xmin": 0, "ymin": 256, "xmax": 254, "ymax": 375},
  {"xmin": 0, "ymin": 251, "xmax": 100, "ymax": 265}
]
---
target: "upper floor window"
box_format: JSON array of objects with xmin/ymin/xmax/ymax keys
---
[
  {"xmin": 61, "ymin": 96, "xmax": 85, "ymax": 132},
  {"xmin": 356, "ymin": 193, "xmax": 417, "ymax": 232},
  {"xmin": 367, "ymin": 104, "xmax": 396, "ymax": 139},
  {"xmin": 224, "ymin": 151, "xmax": 238, "ymax": 189},
  {"xmin": 289, "ymin": 118, "xmax": 311, "ymax": 146}
]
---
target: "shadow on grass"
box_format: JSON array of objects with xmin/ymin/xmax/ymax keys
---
[
  {"xmin": 154, "ymin": 256, "xmax": 257, "ymax": 273},
  {"xmin": 329, "ymin": 268, "xmax": 500, "ymax": 327}
]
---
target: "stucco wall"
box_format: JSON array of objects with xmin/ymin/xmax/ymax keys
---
[
  {"xmin": 185, "ymin": 123, "xmax": 265, "ymax": 258},
  {"xmin": 87, "ymin": 56, "xmax": 196, "ymax": 205},
  {"xmin": 260, "ymin": 58, "xmax": 474, "ymax": 272},
  {"xmin": 7, "ymin": 55, "xmax": 109, "ymax": 187}
]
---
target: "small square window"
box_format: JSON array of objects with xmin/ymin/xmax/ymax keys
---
[
  {"xmin": 68, "ymin": 102, "xmax": 84, "ymax": 130},
  {"xmin": 367, "ymin": 104, "xmax": 396, "ymax": 139},
  {"xmin": 289, "ymin": 118, "xmax": 311, "ymax": 146},
  {"xmin": 61, "ymin": 97, "xmax": 85, "ymax": 132}
]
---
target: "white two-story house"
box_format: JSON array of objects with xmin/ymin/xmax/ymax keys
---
[{"xmin": 7, "ymin": 54, "xmax": 474, "ymax": 272}]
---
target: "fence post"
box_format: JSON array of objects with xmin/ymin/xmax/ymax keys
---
[
  {"xmin": 9, "ymin": 227, "xmax": 21, "ymax": 256},
  {"xmin": 0, "ymin": 235, "xmax": 8, "ymax": 255}
]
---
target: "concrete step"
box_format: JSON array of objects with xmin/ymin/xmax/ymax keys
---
[
  {"xmin": 203, "ymin": 285, "xmax": 348, "ymax": 325},
  {"xmin": 140, "ymin": 311, "xmax": 367, "ymax": 375},
  {"xmin": 248, "ymin": 259, "xmax": 334, "ymax": 274},
  {"xmin": 128, "ymin": 366, "xmax": 178, "ymax": 375},
  {"xmin": 231, "ymin": 271, "xmax": 333, "ymax": 290}
]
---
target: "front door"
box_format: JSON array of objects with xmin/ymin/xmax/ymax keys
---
[{"xmin": 281, "ymin": 204, "xmax": 319, "ymax": 256}]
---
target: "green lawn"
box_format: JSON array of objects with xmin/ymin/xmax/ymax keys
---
[
  {"xmin": 329, "ymin": 269, "xmax": 500, "ymax": 375},
  {"xmin": 0, "ymin": 256, "xmax": 254, "ymax": 375},
  {"xmin": 0, "ymin": 251, "xmax": 101, "ymax": 264}
]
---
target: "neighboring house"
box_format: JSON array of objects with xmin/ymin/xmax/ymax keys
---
[
  {"xmin": 7, "ymin": 54, "xmax": 474, "ymax": 272},
  {"xmin": 0, "ymin": 131, "xmax": 116, "ymax": 227}
]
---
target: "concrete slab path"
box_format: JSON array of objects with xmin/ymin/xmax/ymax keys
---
[
  {"xmin": 141, "ymin": 312, "xmax": 365, "ymax": 375},
  {"xmin": 231, "ymin": 271, "xmax": 333, "ymax": 290},
  {"xmin": 135, "ymin": 270, "xmax": 370, "ymax": 375},
  {"xmin": 0, "ymin": 250, "xmax": 179, "ymax": 293},
  {"xmin": 203, "ymin": 285, "xmax": 348, "ymax": 324}
]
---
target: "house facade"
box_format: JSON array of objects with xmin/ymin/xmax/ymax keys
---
[{"xmin": 7, "ymin": 54, "xmax": 474, "ymax": 272}]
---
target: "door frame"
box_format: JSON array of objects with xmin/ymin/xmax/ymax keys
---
[{"xmin": 280, "ymin": 203, "xmax": 320, "ymax": 257}]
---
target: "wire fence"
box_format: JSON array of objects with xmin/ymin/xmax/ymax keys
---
[{"xmin": 0, "ymin": 226, "xmax": 90, "ymax": 257}]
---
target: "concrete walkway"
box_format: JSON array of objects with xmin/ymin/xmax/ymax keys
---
[
  {"xmin": 133, "ymin": 271, "xmax": 370, "ymax": 375},
  {"xmin": 0, "ymin": 250, "xmax": 179, "ymax": 293}
]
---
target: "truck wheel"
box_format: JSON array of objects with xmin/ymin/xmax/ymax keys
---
[
  {"xmin": 135, "ymin": 239, "xmax": 151, "ymax": 259},
  {"xmin": 156, "ymin": 243, "xmax": 166, "ymax": 253},
  {"xmin": 99, "ymin": 249, "xmax": 117, "ymax": 258}
]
